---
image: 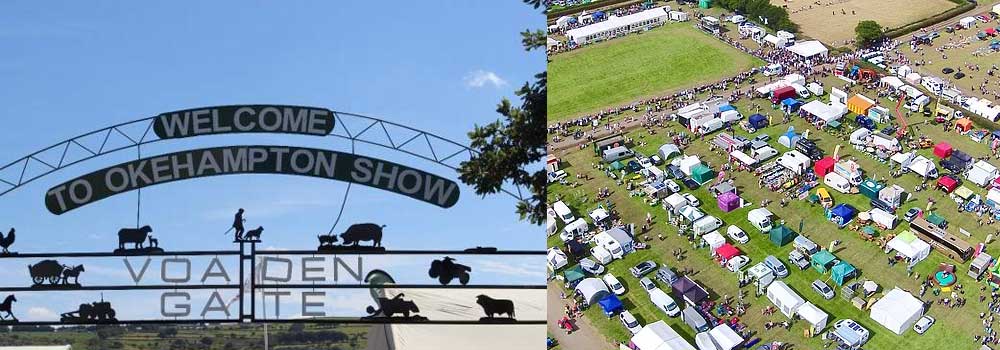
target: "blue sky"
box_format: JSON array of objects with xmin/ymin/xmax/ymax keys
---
[{"xmin": 0, "ymin": 1, "xmax": 544, "ymax": 321}]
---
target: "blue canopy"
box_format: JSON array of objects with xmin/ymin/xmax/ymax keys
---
[
  {"xmin": 593, "ymin": 11, "xmax": 605, "ymax": 20},
  {"xmin": 598, "ymin": 294, "xmax": 623, "ymax": 316},
  {"xmin": 719, "ymin": 104, "xmax": 736, "ymax": 112},
  {"xmin": 830, "ymin": 204, "xmax": 856, "ymax": 227},
  {"xmin": 782, "ymin": 98, "xmax": 801, "ymax": 107},
  {"xmin": 749, "ymin": 114, "xmax": 768, "ymax": 128}
]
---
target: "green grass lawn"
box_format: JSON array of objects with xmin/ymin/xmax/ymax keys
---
[
  {"xmin": 549, "ymin": 75, "xmax": 996, "ymax": 349},
  {"xmin": 548, "ymin": 22, "xmax": 764, "ymax": 122}
]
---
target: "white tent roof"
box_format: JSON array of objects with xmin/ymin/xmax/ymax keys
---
[
  {"xmin": 988, "ymin": 188, "xmax": 1000, "ymax": 207},
  {"xmin": 869, "ymin": 208, "xmax": 897, "ymax": 229},
  {"xmin": 680, "ymin": 206, "xmax": 705, "ymax": 222},
  {"xmin": 575, "ymin": 278, "xmax": 610, "ymax": 305},
  {"xmin": 590, "ymin": 208, "xmax": 610, "ymax": 222},
  {"xmin": 730, "ymin": 150, "xmax": 757, "ymax": 165},
  {"xmin": 679, "ymin": 155, "xmax": 702, "ymax": 175},
  {"xmin": 565, "ymin": 218, "xmax": 589, "ymax": 233},
  {"xmin": 703, "ymin": 231, "xmax": 726, "ymax": 249},
  {"xmin": 870, "ymin": 288, "xmax": 924, "ymax": 335},
  {"xmin": 788, "ymin": 40, "xmax": 828, "ymax": 58},
  {"xmin": 707, "ymin": 324, "xmax": 743, "ymax": 350},
  {"xmin": 801, "ymin": 100, "xmax": 846, "ymax": 122},
  {"xmin": 766, "ymin": 281, "xmax": 805, "ymax": 318},
  {"xmin": 887, "ymin": 232, "xmax": 931, "ymax": 263},
  {"xmin": 797, "ymin": 302, "xmax": 829, "ymax": 329},
  {"xmin": 880, "ymin": 76, "xmax": 905, "ymax": 89},
  {"xmin": 695, "ymin": 332, "xmax": 719, "ymax": 350},
  {"xmin": 961, "ymin": 16, "xmax": 977, "ymax": 25},
  {"xmin": 632, "ymin": 321, "xmax": 696, "ymax": 350},
  {"xmin": 566, "ymin": 7, "xmax": 668, "ymax": 41},
  {"xmin": 763, "ymin": 34, "xmax": 783, "ymax": 46},
  {"xmin": 666, "ymin": 193, "xmax": 688, "ymax": 210}
]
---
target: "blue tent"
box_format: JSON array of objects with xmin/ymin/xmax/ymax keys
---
[
  {"xmin": 719, "ymin": 104, "xmax": 736, "ymax": 112},
  {"xmin": 749, "ymin": 114, "xmax": 768, "ymax": 129},
  {"xmin": 829, "ymin": 204, "xmax": 857, "ymax": 228},
  {"xmin": 598, "ymin": 294, "xmax": 623, "ymax": 316},
  {"xmin": 782, "ymin": 98, "xmax": 802, "ymax": 112}
]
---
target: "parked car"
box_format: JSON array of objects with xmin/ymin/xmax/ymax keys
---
[
  {"xmin": 913, "ymin": 315, "xmax": 935, "ymax": 334},
  {"xmin": 630, "ymin": 260, "xmax": 657, "ymax": 278},
  {"xmin": 638, "ymin": 157, "xmax": 653, "ymax": 169},
  {"xmin": 667, "ymin": 165, "xmax": 684, "ymax": 179},
  {"xmin": 620, "ymin": 310, "xmax": 642, "ymax": 335},
  {"xmin": 812, "ymin": 279, "xmax": 835, "ymax": 300},
  {"xmin": 650, "ymin": 155, "xmax": 664, "ymax": 166},
  {"xmin": 727, "ymin": 225, "xmax": 749, "ymax": 244},
  {"xmin": 683, "ymin": 178, "xmax": 700, "ymax": 189},
  {"xmin": 655, "ymin": 266, "xmax": 678, "ymax": 285},
  {"xmin": 664, "ymin": 180, "xmax": 681, "ymax": 193},
  {"xmin": 753, "ymin": 134, "xmax": 770, "ymax": 143},
  {"xmin": 626, "ymin": 161, "xmax": 642, "ymax": 173},
  {"xmin": 639, "ymin": 277, "xmax": 656, "ymax": 291},
  {"xmin": 764, "ymin": 255, "xmax": 789, "ymax": 278},
  {"xmin": 603, "ymin": 274, "xmax": 626, "ymax": 295},
  {"xmin": 580, "ymin": 258, "xmax": 605, "ymax": 275},
  {"xmin": 904, "ymin": 207, "xmax": 922, "ymax": 222},
  {"xmin": 788, "ymin": 250, "xmax": 810, "ymax": 270},
  {"xmin": 726, "ymin": 255, "xmax": 750, "ymax": 272},
  {"xmin": 682, "ymin": 193, "xmax": 700, "ymax": 207}
]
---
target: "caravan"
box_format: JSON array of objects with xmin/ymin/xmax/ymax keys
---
[
  {"xmin": 602, "ymin": 146, "xmax": 634, "ymax": 163},
  {"xmin": 824, "ymin": 173, "xmax": 852, "ymax": 194},
  {"xmin": 693, "ymin": 216, "xmax": 723, "ymax": 235}
]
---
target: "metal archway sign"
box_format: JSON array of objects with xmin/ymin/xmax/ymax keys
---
[{"xmin": 0, "ymin": 105, "xmax": 543, "ymax": 327}]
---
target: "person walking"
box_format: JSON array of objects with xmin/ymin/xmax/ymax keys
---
[{"xmin": 233, "ymin": 208, "xmax": 246, "ymax": 241}]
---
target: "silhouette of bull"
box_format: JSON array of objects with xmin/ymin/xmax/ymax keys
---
[
  {"xmin": 340, "ymin": 224, "xmax": 384, "ymax": 247},
  {"xmin": 118, "ymin": 226, "xmax": 152, "ymax": 250},
  {"xmin": 476, "ymin": 295, "xmax": 515, "ymax": 319}
]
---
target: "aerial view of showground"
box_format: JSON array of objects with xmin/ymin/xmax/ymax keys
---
[{"xmin": 546, "ymin": 0, "xmax": 1000, "ymax": 349}]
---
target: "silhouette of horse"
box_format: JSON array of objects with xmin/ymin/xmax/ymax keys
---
[
  {"xmin": 62, "ymin": 265, "xmax": 85, "ymax": 285},
  {"xmin": 0, "ymin": 294, "xmax": 17, "ymax": 321}
]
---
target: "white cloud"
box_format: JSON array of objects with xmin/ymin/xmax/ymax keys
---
[
  {"xmin": 477, "ymin": 260, "xmax": 544, "ymax": 278},
  {"xmin": 27, "ymin": 307, "xmax": 56, "ymax": 320},
  {"xmin": 464, "ymin": 70, "xmax": 508, "ymax": 89}
]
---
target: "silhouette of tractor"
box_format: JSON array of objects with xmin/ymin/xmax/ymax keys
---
[{"xmin": 61, "ymin": 297, "xmax": 117, "ymax": 323}]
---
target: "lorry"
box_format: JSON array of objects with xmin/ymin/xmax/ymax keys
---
[
  {"xmin": 824, "ymin": 172, "xmax": 852, "ymax": 194},
  {"xmin": 771, "ymin": 86, "xmax": 797, "ymax": 104},
  {"xmin": 834, "ymin": 160, "xmax": 864, "ymax": 185}
]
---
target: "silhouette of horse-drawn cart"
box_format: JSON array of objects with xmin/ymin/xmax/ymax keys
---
[
  {"xmin": 28, "ymin": 260, "xmax": 85, "ymax": 286},
  {"xmin": 61, "ymin": 298, "xmax": 117, "ymax": 323}
]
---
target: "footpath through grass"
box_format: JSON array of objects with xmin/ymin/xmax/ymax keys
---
[{"xmin": 548, "ymin": 22, "xmax": 764, "ymax": 122}]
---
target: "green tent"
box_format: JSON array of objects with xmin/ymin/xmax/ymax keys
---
[
  {"xmin": 691, "ymin": 164, "xmax": 715, "ymax": 184},
  {"xmin": 699, "ymin": 0, "xmax": 711, "ymax": 9},
  {"xmin": 858, "ymin": 178, "xmax": 884, "ymax": 200},
  {"xmin": 564, "ymin": 266, "xmax": 585, "ymax": 285},
  {"xmin": 812, "ymin": 250, "xmax": 836, "ymax": 273},
  {"xmin": 769, "ymin": 225, "xmax": 797, "ymax": 247},
  {"xmin": 926, "ymin": 212, "xmax": 947, "ymax": 227},
  {"xmin": 610, "ymin": 160, "xmax": 625, "ymax": 171},
  {"xmin": 831, "ymin": 261, "xmax": 857, "ymax": 285},
  {"xmin": 826, "ymin": 119, "xmax": 842, "ymax": 129}
]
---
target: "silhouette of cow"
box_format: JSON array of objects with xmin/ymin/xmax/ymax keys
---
[{"xmin": 476, "ymin": 295, "xmax": 515, "ymax": 319}]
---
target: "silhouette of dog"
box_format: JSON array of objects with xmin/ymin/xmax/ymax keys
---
[
  {"xmin": 244, "ymin": 226, "xmax": 264, "ymax": 241},
  {"xmin": 317, "ymin": 234, "xmax": 337, "ymax": 247},
  {"xmin": 147, "ymin": 236, "xmax": 158, "ymax": 248},
  {"xmin": 476, "ymin": 295, "xmax": 515, "ymax": 319}
]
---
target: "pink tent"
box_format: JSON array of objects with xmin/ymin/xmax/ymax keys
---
[
  {"xmin": 933, "ymin": 142, "xmax": 953, "ymax": 159},
  {"xmin": 715, "ymin": 243, "xmax": 741, "ymax": 261},
  {"xmin": 717, "ymin": 192, "xmax": 741, "ymax": 212}
]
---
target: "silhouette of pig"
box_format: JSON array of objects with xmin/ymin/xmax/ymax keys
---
[{"xmin": 340, "ymin": 224, "xmax": 384, "ymax": 247}]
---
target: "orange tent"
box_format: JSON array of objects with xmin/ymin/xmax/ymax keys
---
[
  {"xmin": 956, "ymin": 118, "xmax": 973, "ymax": 133},
  {"xmin": 847, "ymin": 95, "xmax": 875, "ymax": 116}
]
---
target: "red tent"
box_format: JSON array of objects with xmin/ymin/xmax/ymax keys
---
[
  {"xmin": 715, "ymin": 243, "xmax": 741, "ymax": 261},
  {"xmin": 933, "ymin": 142, "xmax": 953, "ymax": 159},
  {"xmin": 814, "ymin": 157, "xmax": 836, "ymax": 177},
  {"xmin": 938, "ymin": 176, "xmax": 958, "ymax": 193}
]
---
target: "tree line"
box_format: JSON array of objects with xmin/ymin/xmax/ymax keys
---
[{"xmin": 713, "ymin": 0, "xmax": 798, "ymax": 33}]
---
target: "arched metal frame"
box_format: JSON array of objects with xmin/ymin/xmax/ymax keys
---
[{"xmin": 0, "ymin": 111, "xmax": 527, "ymax": 202}]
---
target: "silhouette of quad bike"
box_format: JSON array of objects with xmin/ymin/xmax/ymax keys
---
[
  {"xmin": 61, "ymin": 300, "xmax": 117, "ymax": 323},
  {"xmin": 428, "ymin": 257, "xmax": 471, "ymax": 285}
]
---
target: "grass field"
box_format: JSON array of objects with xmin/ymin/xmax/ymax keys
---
[
  {"xmin": 901, "ymin": 20, "xmax": 1000, "ymax": 101},
  {"xmin": 549, "ymin": 73, "xmax": 998, "ymax": 350},
  {"xmin": 0, "ymin": 324, "xmax": 369, "ymax": 349},
  {"xmin": 771, "ymin": 0, "xmax": 959, "ymax": 45},
  {"xmin": 548, "ymin": 22, "xmax": 764, "ymax": 122}
]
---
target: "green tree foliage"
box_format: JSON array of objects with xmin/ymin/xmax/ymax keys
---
[
  {"xmin": 458, "ymin": 0, "xmax": 547, "ymax": 225},
  {"xmin": 855, "ymin": 20, "xmax": 884, "ymax": 47},
  {"xmin": 715, "ymin": 0, "xmax": 798, "ymax": 32}
]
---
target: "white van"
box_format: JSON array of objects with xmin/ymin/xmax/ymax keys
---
[
  {"xmin": 748, "ymin": 208, "xmax": 773, "ymax": 232},
  {"xmin": 602, "ymin": 146, "xmax": 634, "ymax": 163},
  {"xmin": 563, "ymin": 218, "xmax": 589, "ymax": 237},
  {"xmin": 591, "ymin": 246, "xmax": 614, "ymax": 264},
  {"xmin": 552, "ymin": 201, "xmax": 574, "ymax": 223},
  {"xmin": 693, "ymin": 216, "xmax": 723, "ymax": 235},
  {"xmin": 791, "ymin": 84, "xmax": 810, "ymax": 99},
  {"xmin": 807, "ymin": 82, "xmax": 824, "ymax": 96},
  {"xmin": 595, "ymin": 232, "xmax": 625, "ymax": 259},
  {"xmin": 698, "ymin": 118, "xmax": 725, "ymax": 135},
  {"xmin": 649, "ymin": 287, "xmax": 681, "ymax": 317},
  {"xmin": 764, "ymin": 64, "xmax": 783, "ymax": 77},
  {"xmin": 823, "ymin": 173, "xmax": 852, "ymax": 194}
]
